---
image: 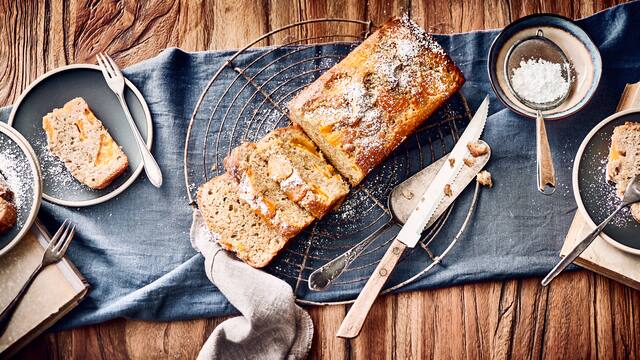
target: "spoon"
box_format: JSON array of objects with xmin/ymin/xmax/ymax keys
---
[
  {"xmin": 542, "ymin": 174, "xmax": 640, "ymax": 286},
  {"xmin": 504, "ymin": 29, "xmax": 572, "ymax": 195}
]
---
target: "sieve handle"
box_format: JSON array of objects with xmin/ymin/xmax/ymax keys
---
[{"xmin": 536, "ymin": 110, "xmax": 556, "ymax": 194}]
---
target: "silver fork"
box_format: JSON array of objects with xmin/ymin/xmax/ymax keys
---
[
  {"xmin": 97, "ymin": 53, "xmax": 163, "ymax": 188},
  {"xmin": 542, "ymin": 174, "xmax": 640, "ymax": 286},
  {"xmin": 0, "ymin": 220, "xmax": 76, "ymax": 335}
]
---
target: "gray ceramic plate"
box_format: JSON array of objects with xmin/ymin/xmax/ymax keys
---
[
  {"xmin": 0, "ymin": 122, "xmax": 42, "ymax": 256},
  {"xmin": 573, "ymin": 109, "xmax": 640, "ymax": 254},
  {"xmin": 8, "ymin": 64, "xmax": 153, "ymax": 207}
]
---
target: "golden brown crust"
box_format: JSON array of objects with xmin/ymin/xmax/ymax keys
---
[
  {"xmin": 288, "ymin": 15, "xmax": 465, "ymax": 185},
  {"xmin": 92, "ymin": 157, "xmax": 129, "ymax": 190},
  {"xmin": 223, "ymin": 142, "xmax": 256, "ymax": 181}
]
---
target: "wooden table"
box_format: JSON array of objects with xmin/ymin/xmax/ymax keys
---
[{"xmin": 3, "ymin": 0, "xmax": 638, "ymax": 358}]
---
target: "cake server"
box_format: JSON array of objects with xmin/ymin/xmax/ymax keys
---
[
  {"xmin": 308, "ymin": 141, "xmax": 491, "ymax": 291},
  {"xmin": 336, "ymin": 96, "xmax": 489, "ymax": 338}
]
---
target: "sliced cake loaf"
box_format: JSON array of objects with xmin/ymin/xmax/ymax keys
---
[
  {"xmin": 287, "ymin": 15, "xmax": 464, "ymax": 185},
  {"xmin": 197, "ymin": 173, "xmax": 289, "ymax": 268},
  {"xmin": 224, "ymin": 142, "xmax": 315, "ymax": 238},
  {"xmin": 43, "ymin": 97, "xmax": 128, "ymax": 190},
  {"xmin": 607, "ymin": 121, "xmax": 640, "ymax": 222},
  {"xmin": 257, "ymin": 126, "xmax": 350, "ymax": 219}
]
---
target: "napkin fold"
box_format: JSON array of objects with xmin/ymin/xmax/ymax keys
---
[{"xmin": 190, "ymin": 211, "xmax": 313, "ymax": 360}]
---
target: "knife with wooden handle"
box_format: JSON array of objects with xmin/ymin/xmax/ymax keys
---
[{"xmin": 337, "ymin": 96, "xmax": 490, "ymax": 338}]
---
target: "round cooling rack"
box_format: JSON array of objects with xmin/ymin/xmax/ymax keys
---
[{"xmin": 184, "ymin": 18, "xmax": 474, "ymax": 304}]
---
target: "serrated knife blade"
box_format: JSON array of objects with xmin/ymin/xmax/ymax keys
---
[
  {"xmin": 396, "ymin": 95, "xmax": 489, "ymax": 247},
  {"xmin": 337, "ymin": 95, "xmax": 490, "ymax": 339}
]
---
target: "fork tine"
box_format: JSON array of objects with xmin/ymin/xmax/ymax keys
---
[
  {"xmin": 55, "ymin": 225, "xmax": 76, "ymax": 257},
  {"xmin": 96, "ymin": 53, "xmax": 111, "ymax": 79},
  {"xmin": 48, "ymin": 219, "xmax": 69, "ymax": 249},
  {"xmin": 99, "ymin": 53, "xmax": 116, "ymax": 76},
  {"xmin": 103, "ymin": 53, "xmax": 123, "ymax": 78},
  {"xmin": 53, "ymin": 222, "xmax": 73, "ymax": 252}
]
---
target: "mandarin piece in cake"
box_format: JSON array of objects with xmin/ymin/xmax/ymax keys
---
[
  {"xmin": 197, "ymin": 173, "xmax": 289, "ymax": 268},
  {"xmin": 224, "ymin": 142, "xmax": 315, "ymax": 238},
  {"xmin": 257, "ymin": 126, "xmax": 349, "ymax": 219},
  {"xmin": 43, "ymin": 97, "xmax": 128, "ymax": 190},
  {"xmin": 287, "ymin": 15, "xmax": 464, "ymax": 186},
  {"xmin": 606, "ymin": 122, "xmax": 640, "ymax": 222}
]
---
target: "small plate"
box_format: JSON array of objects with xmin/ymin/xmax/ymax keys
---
[
  {"xmin": 8, "ymin": 64, "xmax": 153, "ymax": 207},
  {"xmin": 488, "ymin": 14, "xmax": 601, "ymax": 120},
  {"xmin": 573, "ymin": 109, "xmax": 640, "ymax": 254},
  {"xmin": 0, "ymin": 122, "xmax": 42, "ymax": 256}
]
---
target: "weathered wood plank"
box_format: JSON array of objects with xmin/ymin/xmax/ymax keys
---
[{"xmin": 308, "ymin": 305, "xmax": 348, "ymax": 359}]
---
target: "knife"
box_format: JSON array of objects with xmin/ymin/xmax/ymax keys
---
[
  {"xmin": 308, "ymin": 143, "xmax": 490, "ymax": 291},
  {"xmin": 336, "ymin": 96, "xmax": 489, "ymax": 338}
]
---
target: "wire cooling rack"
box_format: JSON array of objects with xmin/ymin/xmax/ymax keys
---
[{"xmin": 184, "ymin": 18, "xmax": 474, "ymax": 304}]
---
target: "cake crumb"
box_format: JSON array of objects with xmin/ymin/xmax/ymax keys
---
[
  {"xmin": 477, "ymin": 170, "xmax": 493, "ymax": 188},
  {"xmin": 448, "ymin": 158, "xmax": 455, "ymax": 167},
  {"xmin": 467, "ymin": 141, "xmax": 489, "ymax": 157},
  {"xmin": 444, "ymin": 184, "xmax": 453, "ymax": 196},
  {"xmin": 463, "ymin": 157, "xmax": 475, "ymax": 167},
  {"xmin": 401, "ymin": 189, "xmax": 414, "ymax": 200}
]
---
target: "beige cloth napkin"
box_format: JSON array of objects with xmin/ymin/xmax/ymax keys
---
[{"xmin": 190, "ymin": 211, "xmax": 313, "ymax": 360}]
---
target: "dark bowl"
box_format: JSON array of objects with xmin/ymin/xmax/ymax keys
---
[{"xmin": 488, "ymin": 13, "xmax": 602, "ymax": 120}]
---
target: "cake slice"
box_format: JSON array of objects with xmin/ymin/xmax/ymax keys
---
[
  {"xmin": 43, "ymin": 97, "xmax": 128, "ymax": 190},
  {"xmin": 224, "ymin": 142, "xmax": 315, "ymax": 238},
  {"xmin": 606, "ymin": 122, "xmax": 640, "ymax": 222},
  {"xmin": 0, "ymin": 176, "xmax": 16, "ymax": 234},
  {"xmin": 257, "ymin": 126, "xmax": 349, "ymax": 218},
  {"xmin": 197, "ymin": 173, "xmax": 289, "ymax": 268},
  {"xmin": 287, "ymin": 15, "xmax": 464, "ymax": 186}
]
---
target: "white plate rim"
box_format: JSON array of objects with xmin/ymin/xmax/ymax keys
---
[
  {"xmin": 0, "ymin": 121, "xmax": 43, "ymax": 257},
  {"xmin": 572, "ymin": 108, "xmax": 640, "ymax": 255},
  {"xmin": 7, "ymin": 64, "xmax": 153, "ymax": 207}
]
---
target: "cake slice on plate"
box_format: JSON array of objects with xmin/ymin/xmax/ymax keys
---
[
  {"xmin": 607, "ymin": 121, "xmax": 640, "ymax": 222},
  {"xmin": 0, "ymin": 175, "xmax": 16, "ymax": 234},
  {"xmin": 43, "ymin": 97, "xmax": 128, "ymax": 190}
]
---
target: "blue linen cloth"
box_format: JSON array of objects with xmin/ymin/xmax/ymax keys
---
[{"xmin": 0, "ymin": 2, "xmax": 638, "ymax": 329}]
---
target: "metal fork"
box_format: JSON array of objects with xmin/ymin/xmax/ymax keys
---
[
  {"xmin": 0, "ymin": 220, "xmax": 76, "ymax": 336},
  {"xmin": 97, "ymin": 53, "xmax": 163, "ymax": 188},
  {"xmin": 542, "ymin": 174, "xmax": 640, "ymax": 286}
]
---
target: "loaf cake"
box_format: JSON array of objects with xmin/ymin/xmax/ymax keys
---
[
  {"xmin": 197, "ymin": 173, "xmax": 289, "ymax": 268},
  {"xmin": 257, "ymin": 126, "xmax": 350, "ymax": 218},
  {"xmin": 287, "ymin": 15, "xmax": 465, "ymax": 185},
  {"xmin": 0, "ymin": 176, "xmax": 16, "ymax": 234},
  {"xmin": 43, "ymin": 97, "xmax": 128, "ymax": 190},
  {"xmin": 224, "ymin": 142, "xmax": 315, "ymax": 238},
  {"xmin": 606, "ymin": 122, "xmax": 640, "ymax": 222}
]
